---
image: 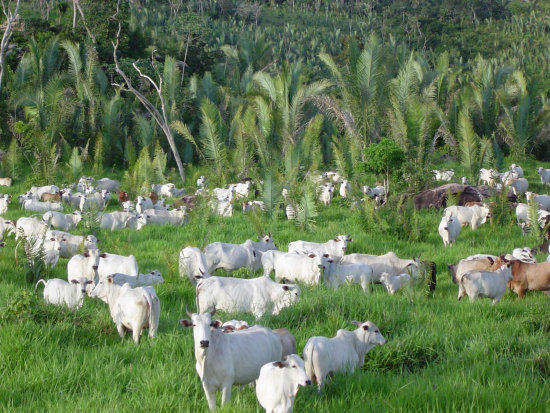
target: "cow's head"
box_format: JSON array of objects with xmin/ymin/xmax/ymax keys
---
[
  {"xmin": 180, "ymin": 306, "xmax": 219, "ymax": 353},
  {"xmin": 280, "ymin": 284, "xmax": 300, "ymax": 308},
  {"xmin": 71, "ymin": 277, "xmax": 94, "ymax": 294},
  {"xmin": 89, "ymin": 275, "xmax": 113, "ymax": 301},
  {"xmin": 273, "ymin": 354, "xmax": 311, "ymax": 388},
  {"xmin": 352, "ymin": 320, "xmax": 386, "ymax": 346}
]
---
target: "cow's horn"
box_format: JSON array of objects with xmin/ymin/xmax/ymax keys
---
[{"xmin": 185, "ymin": 304, "xmax": 192, "ymax": 318}]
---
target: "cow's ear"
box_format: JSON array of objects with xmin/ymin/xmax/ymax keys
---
[
  {"xmin": 194, "ymin": 275, "xmax": 203, "ymax": 280},
  {"xmin": 253, "ymin": 250, "xmax": 257, "ymax": 257},
  {"xmin": 273, "ymin": 361, "xmax": 285, "ymax": 368},
  {"xmin": 50, "ymin": 238, "xmax": 55, "ymax": 241},
  {"xmin": 100, "ymin": 253, "xmax": 107, "ymax": 258},
  {"xmin": 348, "ymin": 237, "xmax": 353, "ymax": 242},
  {"xmin": 308, "ymin": 253, "xmax": 316, "ymax": 258},
  {"xmin": 323, "ymin": 253, "xmax": 329, "ymax": 258},
  {"xmin": 83, "ymin": 252, "xmax": 89, "ymax": 257},
  {"xmin": 282, "ymin": 285, "xmax": 290, "ymax": 291},
  {"xmin": 107, "ymin": 277, "xmax": 113, "ymax": 284},
  {"xmin": 210, "ymin": 320, "xmax": 222, "ymax": 328},
  {"xmin": 351, "ymin": 320, "xmax": 362, "ymax": 327},
  {"xmin": 180, "ymin": 319, "xmax": 192, "ymax": 328},
  {"xmin": 333, "ymin": 237, "xmax": 339, "ymax": 242},
  {"xmin": 362, "ymin": 325, "xmax": 370, "ymax": 331},
  {"xmin": 86, "ymin": 280, "xmax": 93, "ymax": 284},
  {"xmin": 71, "ymin": 279, "xmax": 78, "ymax": 284}
]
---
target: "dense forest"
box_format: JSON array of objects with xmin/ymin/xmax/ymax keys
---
[{"xmin": 0, "ymin": 0, "xmax": 549, "ymax": 196}]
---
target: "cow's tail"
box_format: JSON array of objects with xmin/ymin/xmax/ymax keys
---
[
  {"xmin": 303, "ymin": 341, "xmax": 317, "ymax": 385},
  {"xmin": 34, "ymin": 279, "xmax": 46, "ymax": 293},
  {"xmin": 143, "ymin": 289, "xmax": 159, "ymax": 338}
]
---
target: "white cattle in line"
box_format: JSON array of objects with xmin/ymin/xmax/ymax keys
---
[
  {"xmin": 262, "ymin": 251, "xmax": 330, "ymax": 285},
  {"xmin": 380, "ymin": 272, "xmax": 411, "ymax": 295},
  {"xmin": 459, "ymin": 263, "xmax": 513, "ymax": 304},
  {"xmin": 35, "ymin": 277, "xmax": 92, "ymax": 310},
  {"xmin": 196, "ymin": 276, "xmax": 300, "ymax": 319},
  {"xmin": 288, "ymin": 235, "xmax": 352, "ymax": 258},
  {"xmin": 16, "ymin": 217, "xmax": 49, "ymax": 240},
  {"xmin": 323, "ymin": 261, "xmax": 373, "ymax": 292},
  {"xmin": 204, "ymin": 237, "xmax": 275, "ymax": 273},
  {"xmin": 444, "ymin": 205, "xmax": 490, "ymax": 230},
  {"xmin": 339, "ymin": 252, "xmax": 419, "ymax": 282},
  {"xmin": 438, "ymin": 215, "xmax": 461, "ymax": 247},
  {"xmin": 140, "ymin": 208, "xmax": 187, "ymax": 226},
  {"xmin": 537, "ymin": 167, "xmax": 550, "ymax": 186},
  {"xmin": 90, "ymin": 277, "xmax": 160, "ymax": 345},
  {"xmin": 273, "ymin": 328, "xmax": 297, "ymax": 358},
  {"xmin": 256, "ymin": 354, "xmax": 311, "ymax": 413},
  {"xmin": 95, "ymin": 178, "xmax": 120, "ymax": 192},
  {"xmin": 303, "ymin": 320, "xmax": 386, "ymax": 390},
  {"xmin": 525, "ymin": 192, "xmax": 550, "ymax": 211},
  {"xmin": 339, "ymin": 180, "xmax": 351, "ymax": 198},
  {"xmin": 23, "ymin": 199, "xmax": 62, "ymax": 212},
  {"xmin": 97, "ymin": 253, "xmax": 138, "ymax": 280},
  {"xmin": 49, "ymin": 231, "xmax": 98, "ymax": 258},
  {"xmin": 0, "ymin": 194, "xmax": 10, "ymax": 214},
  {"xmin": 111, "ymin": 270, "xmax": 164, "ymax": 288},
  {"xmin": 42, "ymin": 210, "xmax": 82, "ymax": 231},
  {"xmin": 179, "ymin": 246, "xmax": 210, "ymax": 285},
  {"xmin": 180, "ymin": 308, "xmax": 283, "ymax": 411}
]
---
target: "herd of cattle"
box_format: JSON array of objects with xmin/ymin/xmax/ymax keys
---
[{"xmin": 1, "ymin": 165, "xmax": 549, "ymax": 411}]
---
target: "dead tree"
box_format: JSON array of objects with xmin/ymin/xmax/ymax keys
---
[
  {"xmin": 0, "ymin": 0, "xmax": 20, "ymax": 93},
  {"xmin": 111, "ymin": 4, "xmax": 185, "ymax": 183},
  {"xmin": 72, "ymin": 0, "xmax": 96, "ymax": 43}
]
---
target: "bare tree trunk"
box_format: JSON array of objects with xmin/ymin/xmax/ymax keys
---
[
  {"xmin": 0, "ymin": 0, "xmax": 21, "ymax": 94},
  {"xmin": 111, "ymin": 2, "xmax": 185, "ymax": 183},
  {"xmin": 72, "ymin": 0, "xmax": 77, "ymax": 30},
  {"xmin": 72, "ymin": 0, "xmax": 96, "ymax": 43}
]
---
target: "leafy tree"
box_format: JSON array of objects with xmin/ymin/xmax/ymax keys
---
[{"xmin": 363, "ymin": 138, "xmax": 405, "ymax": 196}]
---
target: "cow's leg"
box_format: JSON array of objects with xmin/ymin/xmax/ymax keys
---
[
  {"xmin": 221, "ymin": 382, "xmax": 232, "ymax": 407},
  {"xmin": 116, "ymin": 322, "xmax": 126, "ymax": 339},
  {"xmin": 132, "ymin": 327, "xmax": 142, "ymax": 345},
  {"xmin": 517, "ymin": 289, "xmax": 525, "ymax": 299},
  {"xmin": 202, "ymin": 382, "xmax": 217, "ymax": 411}
]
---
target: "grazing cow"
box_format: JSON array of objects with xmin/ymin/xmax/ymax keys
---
[
  {"xmin": 444, "ymin": 205, "xmax": 490, "ymax": 230},
  {"xmin": 262, "ymin": 251, "xmax": 330, "ymax": 285},
  {"xmin": 303, "ymin": 321, "xmax": 386, "ymax": 390},
  {"xmin": 204, "ymin": 238, "xmax": 274, "ymax": 273},
  {"xmin": 537, "ymin": 167, "xmax": 550, "ymax": 186},
  {"xmin": 273, "ymin": 328, "xmax": 297, "ymax": 358},
  {"xmin": 95, "ymin": 178, "xmax": 120, "ymax": 192},
  {"xmin": 525, "ymin": 192, "xmax": 550, "ymax": 211},
  {"xmin": 438, "ymin": 215, "xmax": 461, "ymax": 247},
  {"xmin": 491, "ymin": 256, "xmax": 550, "ymax": 298},
  {"xmin": 323, "ymin": 261, "xmax": 373, "ymax": 292},
  {"xmin": 196, "ymin": 276, "xmax": 300, "ymax": 319},
  {"xmin": 0, "ymin": 194, "xmax": 10, "ymax": 214},
  {"xmin": 90, "ymin": 277, "xmax": 160, "ymax": 344},
  {"xmin": 35, "ymin": 277, "xmax": 92, "ymax": 309},
  {"xmin": 288, "ymin": 235, "xmax": 352, "ymax": 258},
  {"xmin": 16, "ymin": 217, "xmax": 49, "ymax": 240},
  {"xmin": 0, "ymin": 177, "xmax": 12, "ymax": 186},
  {"xmin": 339, "ymin": 180, "xmax": 351, "ymax": 198},
  {"xmin": 339, "ymin": 252, "xmax": 419, "ymax": 282},
  {"xmin": 140, "ymin": 208, "xmax": 187, "ymax": 226},
  {"xmin": 479, "ymin": 168, "xmax": 498, "ymax": 187},
  {"xmin": 101, "ymin": 211, "xmax": 144, "ymax": 231},
  {"xmin": 256, "ymin": 354, "xmax": 311, "ymax": 413},
  {"xmin": 380, "ymin": 272, "xmax": 411, "ymax": 295},
  {"xmin": 23, "ymin": 199, "xmax": 63, "ymax": 212},
  {"xmin": 111, "ymin": 270, "xmax": 164, "ymax": 288},
  {"xmin": 459, "ymin": 262, "xmax": 512, "ymax": 304},
  {"xmin": 179, "ymin": 246, "xmax": 210, "ymax": 284},
  {"xmin": 97, "ymin": 253, "xmax": 138, "ymax": 280},
  {"xmin": 180, "ymin": 308, "xmax": 283, "ymax": 411},
  {"xmin": 232, "ymin": 181, "xmax": 252, "ymax": 199},
  {"xmin": 50, "ymin": 231, "xmax": 98, "ymax": 258},
  {"xmin": 42, "ymin": 210, "xmax": 82, "ymax": 231},
  {"xmin": 447, "ymin": 255, "xmax": 496, "ymax": 300},
  {"xmin": 210, "ymin": 197, "xmax": 233, "ymax": 217}
]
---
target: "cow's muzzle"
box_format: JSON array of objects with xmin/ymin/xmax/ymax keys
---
[
  {"xmin": 305, "ymin": 380, "xmax": 312, "ymax": 386},
  {"xmin": 200, "ymin": 340, "xmax": 209, "ymax": 348},
  {"xmin": 92, "ymin": 265, "xmax": 98, "ymax": 270}
]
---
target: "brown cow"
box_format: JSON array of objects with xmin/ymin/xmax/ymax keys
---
[
  {"xmin": 40, "ymin": 191, "xmax": 61, "ymax": 202},
  {"xmin": 491, "ymin": 256, "xmax": 550, "ymax": 298},
  {"xmin": 118, "ymin": 191, "xmax": 129, "ymax": 203},
  {"xmin": 146, "ymin": 191, "xmax": 158, "ymax": 205}
]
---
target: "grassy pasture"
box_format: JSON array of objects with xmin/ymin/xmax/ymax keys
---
[{"xmin": 0, "ymin": 171, "xmax": 549, "ymax": 412}]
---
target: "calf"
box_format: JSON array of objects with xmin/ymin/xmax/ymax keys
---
[
  {"xmin": 90, "ymin": 277, "xmax": 160, "ymax": 344},
  {"xmin": 380, "ymin": 272, "xmax": 410, "ymax": 295},
  {"xmin": 40, "ymin": 191, "xmax": 61, "ymax": 202},
  {"xmin": 303, "ymin": 321, "xmax": 386, "ymax": 390},
  {"xmin": 262, "ymin": 251, "xmax": 330, "ymax": 285},
  {"xmin": 323, "ymin": 261, "xmax": 373, "ymax": 292},
  {"xmin": 180, "ymin": 308, "xmax": 282, "ymax": 411},
  {"xmin": 42, "ymin": 210, "xmax": 82, "ymax": 231},
  {"xmin": 35, "ymin": 277, "xmax": 92, "ymax": 309},
  {"xmin": 179, "ymin": 246, "xmax": 210, "ymax": 284},
  {"xmin": 288, "ymin": 235, "xmax": 352, "ymax": 258},
  {"xmin": 197, "ymin": 276, "xmax": 300, "ymax": 319},
  {"xmin": 459, "ymin": 263, "xmax": 512, "ymax": 304},
  {"xmin": 111, "ymin": 270, "xmax": 164, "ymax": 288},
  {"xmin": 256, "ymin": 354, "xmax": 311, "ymax": 413},
  {"xmin": 438, "ymin": 215, "xmax": 461, "ymax": 247}
]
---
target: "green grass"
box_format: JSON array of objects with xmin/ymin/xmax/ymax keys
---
[{"xmin": 0, "ymin": 168, "xmax": 549, "ymax": 412}]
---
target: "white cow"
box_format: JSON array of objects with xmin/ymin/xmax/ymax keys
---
[
  {"xmin": 179, "ymin": 246, "xmax": 210, "ymax": 284},
  {"xmin": 23, "ymin": 199, "xmax": 63, "ymax": 212},
  {"xmin": 204, "ymin": 241, "xmax": 265, "ymax": 273},
  {"xmin": 49, "ymin": 231, "xmax": 98, "ymax": 258},
  {"xmin": 256, "ymin": 354, "xmax": 311, "ymax": 413},
  {"xmin": 444, "ymin": 205, "xmax": 490, "ymax": 230},
  {"xmin": 79, "ymin": 190, "xmax": 110, "ymax": 211},
  {"xmin": 262, "ymin": 251, "xmax": 330, "ymax": 285},
  {"xmin": 504, "ymin": 176, "xmax": 528, "ymax": 196},
  {"xmin": 515, "ymin": 203, "xmax": 550, "ymax": 229},
  {"xmin": 447, "ymin": 256, "xmax": 496, "ymax": 300},
  {"xmin": 432, "ymin": 169, "xmax": 454, "ymax": 181},
  {"xmin": 101, "ymin": 211, "xmax": 144, "ymax": 231},
  {"xmin": 243, "ymin": 200, "xmax": 265, "ymax": 213},
  {"xmin": 479, "ymin": 168, "xmax": 498, "ymax": 187},
  {"xmin": 90, "ymin": 277, "xmax": 160, "ymax": 344},
  {"xmin": 339, "ymin": 180, "xmax": 351, "ymax": 198},
  {"xmin": 95, "ymin": 178, "xmax": 120, "ymax": 192},
  {"xmin": 28, "ymin": 236, "xmax": 61, "ymax": 268},
  {"xmin": 111, "ymin": 270, "xmax": 164, "ymax": 287},
  {"xmin": 339, "ymin": 252, "xmax": 419, "ymax": 282},
  {"xmin": 362, "ymin": 185, "xmax": 386, "ymax": 199},
  {"xmin": 438, "ymin": 215, "xmax": 461, "ymax": 247},
  {"xmin": 288, "ymin": 235, "xmax": 352, "ymax": 258},
  {"xmin": 318, "ymin": 183, "xmax": 333, "ymax": 206},
  {"xmin": 303, "ymin": 321, "xmax": 386, "ymax": 390},
  {"xmin": 537, "ymin": 167, "xmax": 550, "ymax": 186},
  {"xmin": 0, "ymin": 194, "xmax": 10, "ymax": 214},
  {"xmin": 35, "ymin": 277, "xmax": 92, "ymax": 309},
  {"xmin": 273, "ymin": 328, "xmax": 297, "ymax": 358},
  {"xmin": 323, "ymin": 261, "xmax": 373, "ymax": 292},
  {"xmin": 0, "ymin": 177, "xmax": 12, "ymax": 186},
  {"xmin": 380, "ymin": 272, "xmax": 411, "ymax": 295},
  {"xmin": 180, "ymin": 308, "xmax": 283, "ymax": 410},
  {"xmin": 42, "ymin": 210, "xmax": 82, "ymax": 231},
  {"xmin": 511, "ymin": 247, "xmax": 536, "ymax": 264},
  {"xmin": 525, "ymin": 192, "xmax": 550, "ymax": 211},
  {"xmin": 232, "ymin": 181, "xmax": 252, "ymax": 199},
  {"xmin": 97, "ymin": 253, "xmax": 138, "ymax": 280},
  {"xmin": 509, "ymin": 164, "xmax": 524, "ymax": 178},
  {"xmin": 67, "ymin": 249, "xmax": 104, "ymax": 288},
  {"xmin": 459, "ymin": 263, "xmax": 513, "ymax": 304},
  {"xmin": 196, "ymin": 276, "xmax": 300, "ymax": 319},
  {"xmin": 0, "ymin": 217, "xmax": 16, "ymax": 240},
  {"xmin": 210, "ymin": 197, "xmax": 233, "ymax": 217},
  {"xmin": 140, "ymin": 208, "xmax": 187, "ymax": 226},
  {"xmin": 197, "ymin": 176, "xmax": 208, "ymax": 188},
  {"xmin": 27, "ymin": 185, "xmax": 60, "ymax": 200},
  {"xmin": 16, "ymin": 217, "xmax": 49, "ymax": 240}
]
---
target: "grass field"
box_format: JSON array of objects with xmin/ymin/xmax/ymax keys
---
[{"xmin": 1, "ymin": 166, "xmax": 549, "ymax": 412}]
